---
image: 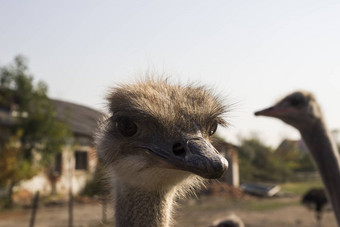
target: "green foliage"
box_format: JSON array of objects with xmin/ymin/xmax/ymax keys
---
[
  {"xmin": 80, "ymin": 164, "xmax": 108, "ymax": 197},
  {"xmin": 0, "ymin": 55, "xmax": 71, "ymax": 205},
  {"xmin": 280, "ymin": 180, "xmax": 323, "ymax": 195},
  {"xmin": 275, "ymin": 142, "xmax": 301, "ymax": 170},
  {"xmin": 0, "ymin": 131, "xmax": 36, "ymax": 186},
  {"xmin": 237, "ymin": 135, "xmax": 318, "ymax": 183},
  {"xmin": 242, "ymin": 198, "xmax": 299, "ymax": 211},
  {"xmin": 294, "ymin": 153, "xmax": 315, "ymax": 172},
  {"xmin": 238, "ymin": 136, "xmax": 293, "ymax": 183},
  {"xmin": 274, "ymin": 140, "xmax": 315, "ymax": 172}
]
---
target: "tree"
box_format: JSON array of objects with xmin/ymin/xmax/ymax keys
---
[
  {"xmin": 275, "ymin": 141, "xmax": 302, "ymax": 171},
  {"xmin": 238, "ymin": 136, "xmax": 293, "ymax": 183},
  {"xmin": 0, "ymin": 131, "xmax": 36, "ymax": 207},
  {"xmin": 296, "ymin": 152, "xmax": 316, "ymax": 172},
  {"xmin": 0, "ymin": 56, "xmax": 70, "ymax": 207}
]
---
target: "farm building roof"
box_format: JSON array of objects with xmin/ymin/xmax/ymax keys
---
[
  {"xmin": 51, "ymin": 99, "xmax": 103, "ymax": 137},
  {"xmin": 0, "ymin": 99, "xmax": 103, "ymax": 138}
]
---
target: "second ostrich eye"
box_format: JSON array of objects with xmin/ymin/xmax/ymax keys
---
[
  {"xmin": 289, "ymin": 95, "xmax": 305, "ymax": 107},
  {"xmin": 209, "ymin": 122, "xmax": 218, "ymax": 136},
  {"xmin": 115, "ymin": 116, "xmax": 137, "ymax": 137}
]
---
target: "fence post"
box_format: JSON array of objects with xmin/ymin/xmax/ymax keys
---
[
  {"xmin": 68, "ymin": 188, "xmax": 73, "ymax": 227},
  {"xmin": 29, "ymin": 191, "xmax": 40, "ymax": 227},
  {"xmin": 102, "ymin": 197, "xmax": 107, "ymax": 223},
  {"xmin": 67, "ymin": 147, "xmax": 74, "ymax": 227}
]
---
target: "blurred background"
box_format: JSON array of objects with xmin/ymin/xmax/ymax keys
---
[{"xmin": 0, "ymin": 1, "xmax": 339, "ymax": 226}]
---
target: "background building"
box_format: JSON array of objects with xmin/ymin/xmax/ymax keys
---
[{"xmin": 0, "ymin": 99, "xmax": 103, "ymax": 197}]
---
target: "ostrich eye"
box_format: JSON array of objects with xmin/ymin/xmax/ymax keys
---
[
  {"xmin": 209, "ymin": 122, "xmax": 218, "ymax": 136},
  {"xmin": 290, "ymin": 96, "xmax": 304, "ymax": 107},
  {"xmin": 115, "ymin": 116, "xmax": 137, "ymax": 137}
]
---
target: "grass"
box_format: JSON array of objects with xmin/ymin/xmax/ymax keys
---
[
  {"xmin": 280, "ymin": 180, "xmax": 323, "ymax": 196},
  {"xmin": 182, "ymin": 195, "xmax": 300, "ymax": 213},
  {"xmin": 241, "ymin": 198, "xmax": 299, "ymax": 211},
  {"xmin": 179, "ymin": 180, "xmax": 325, "ymax": 214},
  {"xmin": 238, "ymin": 180, "xmax": 323, "ymax": 211}
]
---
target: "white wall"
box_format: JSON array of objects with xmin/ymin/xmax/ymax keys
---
[{"xmin": 16, "ymin": 145, "xmax": 97, "ymax": 197}]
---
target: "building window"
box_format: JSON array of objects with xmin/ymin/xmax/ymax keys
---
[
  {"xmin": 54, "ymin": 153, "xmax": 62, "ymax": 174},
  {"xmin": 75, "ymin": 151, "xmax": 88, "ymax": 170}
]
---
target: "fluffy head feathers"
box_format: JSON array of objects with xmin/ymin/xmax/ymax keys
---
[{"xmin": 106, "ymin": 78, "xmax": 227, "ymax": 136}]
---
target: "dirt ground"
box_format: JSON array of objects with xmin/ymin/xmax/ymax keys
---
[
  {"xmin": 0, "ymin": 196, "xmax": 337, "ymax": 227},
  {"xmin": 175, "ymin": 196, "xmax": 337, "ymax": 227}
]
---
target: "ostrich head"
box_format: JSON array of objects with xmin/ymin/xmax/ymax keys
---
[
  {"xmin": 96, "ymin": 78, "xmax": 229, "ymax": 192},
  {"xmin": 254, "ymin": 91, "xmax": 323, "ymax": 131},
  {"xmin": 255, "ymin": 91, "xmax": 340, "ymax": 227}
]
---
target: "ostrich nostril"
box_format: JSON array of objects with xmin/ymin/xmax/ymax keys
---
[{"xmin": 173, "ymin": 143, "xmax": 186, "ymax": 157}]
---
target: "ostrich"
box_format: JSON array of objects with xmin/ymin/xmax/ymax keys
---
[
  {"xmin": 302, "ymin": 188, "xmax": 328, "ymax": 226},
  {"xmin": 254, "ymin": 91, "xmax": 340, "ymax": 225},
  {"xmin": 210, "ymin": 213, "xmax": 245, "ymax": 227},
  {"xmin": 96, "ymin": 78, "xmax": 229, "ymax": 227}
]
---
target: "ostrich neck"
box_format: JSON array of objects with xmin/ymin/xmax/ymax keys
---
[
  {"xmin": 300, "ymin": 120, "xmax": 340, "ymax": 225},
  {"xmin": 114, "ymin": 181, "xmax": 175, "ymax": 227}
]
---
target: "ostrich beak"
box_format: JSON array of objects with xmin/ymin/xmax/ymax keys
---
[
  {"xmin": 254, "ymin": 106, "xmax": 278, "ymax": 117},
  {"xmin": 255, "ymin": 105, "xmax": 294, "ymax": 117},
  {"xmin": 139, "ymin": 136, "xmax": 228, "ymax": 179},
  {"xmin": 179, "ymin": 137, "xmax": 229, "ymax": 179}
]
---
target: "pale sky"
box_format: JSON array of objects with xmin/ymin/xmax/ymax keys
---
[{"xmin": 1, "ymin": 0, "xmax": 340, "ymax": 147}]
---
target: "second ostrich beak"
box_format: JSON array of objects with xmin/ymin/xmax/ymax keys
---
[
  {"xmin": 254, "ymin": 105, "xmax": 295, "ymax": 117},
  {"xmin": 138, "ymin": 136, "xmax": 228, "ymax": 179}
]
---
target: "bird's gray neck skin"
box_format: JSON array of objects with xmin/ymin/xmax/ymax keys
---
[
  {"xmin": 114, "ymin": 181, "xmax": 176, "ymax": 227},
  {"xmin": 299, "ymin": 120, "xmax": 340, "ymax": 225}
]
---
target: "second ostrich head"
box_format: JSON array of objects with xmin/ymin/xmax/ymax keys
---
[
  {"xmin": 96, "ymin": 78, "xmax": 229, "ymax": 193},
  {"xmin": 254, "ymin": 91, "xmax": 323, "ymax": 132},
  {"xmin": 255, "ymin": 90, "xmax": 340, "ymax": 226}
]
